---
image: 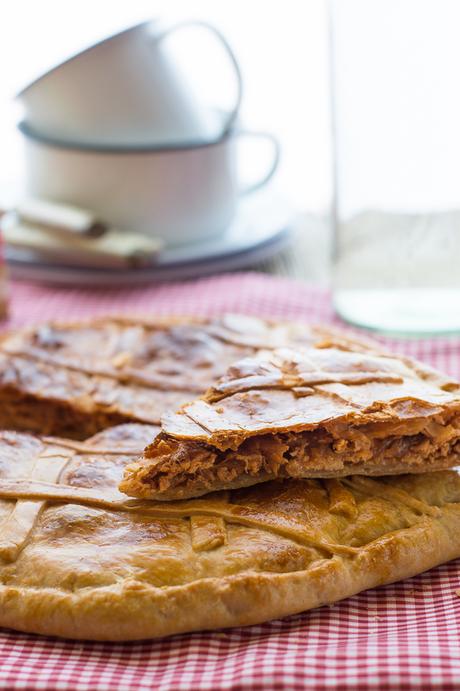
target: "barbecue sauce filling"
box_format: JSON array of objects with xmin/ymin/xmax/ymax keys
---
[{"xmin": 141, "ymin": 412, "xmax": 460, "ymax": 495}]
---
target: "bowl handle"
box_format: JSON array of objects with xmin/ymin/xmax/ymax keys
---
[
  {"xmin": 236, "ymin": 131, "xmax": 281, "ymax": 195},
  {"xmin": 155, "ymin": 20, "xmax": 243, "ymax": 137}
]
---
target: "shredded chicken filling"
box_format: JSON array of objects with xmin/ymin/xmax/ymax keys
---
[{"xmin": 145, "ymin": 413, "xmax": 460, "ymax": 493}]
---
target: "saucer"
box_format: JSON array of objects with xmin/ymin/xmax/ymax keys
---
[{"xmin": 5, "ymin": 189, "xmax": 293, "ymax": 286}]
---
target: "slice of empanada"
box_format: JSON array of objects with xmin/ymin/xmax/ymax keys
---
[
  {"xmin": 121, "ymin": 346, "xmax": 460, "ymax": 500},
  {"xmin": 0, "ymin": 423, "xmax": 459, "ymax": 640}
]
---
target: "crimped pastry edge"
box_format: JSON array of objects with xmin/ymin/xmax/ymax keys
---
[{"xmin": 0, "ymin": 511, "xmax": 458, "ymax": 641}]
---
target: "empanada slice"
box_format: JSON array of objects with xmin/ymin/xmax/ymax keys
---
[
  {"xmin": 0, "ymin": 424, "xmax": 459, "ymax": 640},
  {"xmin": 121, "ymin": 346, "xmax": 460, "ymax": 500}
]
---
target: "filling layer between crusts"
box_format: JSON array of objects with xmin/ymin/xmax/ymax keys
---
[{"xmin": 142, "ymin": 414, "xmax": 460, "ymax": 495}]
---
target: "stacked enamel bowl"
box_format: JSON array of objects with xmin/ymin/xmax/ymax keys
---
[{"xmin": 17, "ymin": 19, "xmax": 279, "ymax": 249}]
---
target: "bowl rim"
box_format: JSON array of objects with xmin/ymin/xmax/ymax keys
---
[{"xmin": 18, "ymin": 120, "xmax": 234, "ymax": 154}]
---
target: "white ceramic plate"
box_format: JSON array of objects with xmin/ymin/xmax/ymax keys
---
[{"xmin": 6, "ymin": 188, "xmax": 293, "ymax": 286}]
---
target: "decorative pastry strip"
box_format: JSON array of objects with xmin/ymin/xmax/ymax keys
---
[
  {"xmin": 41, "ymin": 437, "xmax": 143, "ymax": 456},
  {"xmin": 190, "ymin": 516, "xmax": 227, "ymax": 552},
  {"xmin": 324, "ymin": 479, "xmax": 358, "ymax": 519},
  {"xmin": 0, "ymin": 448, "xmax": 72, "ymax": 562},
  {"xmin": 208, "ymin": 369, "xmax": 405, "ymax": 402}
]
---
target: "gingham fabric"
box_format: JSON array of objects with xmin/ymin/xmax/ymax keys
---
[{"xmin": 1, "ymin": 272, "xmax": 459, "ymax": 691}]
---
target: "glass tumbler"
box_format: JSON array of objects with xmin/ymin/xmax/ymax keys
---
[{"xmin": 331, "ymin": 0, "xmax": 460, "ymax": 335}]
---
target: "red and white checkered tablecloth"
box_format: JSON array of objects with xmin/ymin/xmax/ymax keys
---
[{"xmin": 1, "ymin": 272, "xmax": 460, "ymax": 691}]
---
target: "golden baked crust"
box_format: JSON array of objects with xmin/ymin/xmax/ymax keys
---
[
  {"xmin": 0, "ymin": 315, "xmax": 358, "ymax": 438},
  {"xmin": 121, "ymin": 346, "xmax": 460, "ymax": 500},
  {"xmin": 0, "ymin": 423, "xmax": 459, "ymax": 641}
]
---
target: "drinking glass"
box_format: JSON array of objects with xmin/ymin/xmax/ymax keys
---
[{"xmin": 331, "ymin": 0, "xmax": 460, "ymax": 335}]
